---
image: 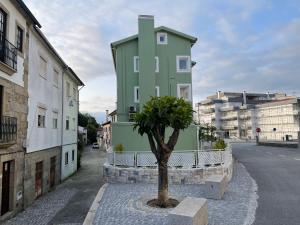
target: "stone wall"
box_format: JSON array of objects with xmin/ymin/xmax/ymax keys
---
[
  {"xmin": 24, "ymin": 147, "xmax": 61, "ymax": 207},
  {"xmin": 103, "ymin": 157, "xmax": 233, "ymax": 185}
]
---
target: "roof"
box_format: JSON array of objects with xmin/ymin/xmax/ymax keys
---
[
  {"xmin": 102, "ymin": 120, "xmax": 111, "ymax": 126},
  {"xmin": 14, "ymin": 0, "xmax": 41, "ymax": 28},
  {"xmin": 33, "ymin": 27, "xmax": 84, "ymax": 86},
  {"xmin": 110, "ymin": 26, "xmax": 197, "ymax": 68},
  {"xmin": 109, "ymin": 110, "xmax": 117, "ymax": 116}
]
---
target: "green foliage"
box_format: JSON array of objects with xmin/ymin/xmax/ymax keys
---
[
  {"xmin": 115, "ymin": 143, "xmax": 124, "ymax": 153},
  {"xmin": 87, "ymin": 123, "xmax": 97, "ymax": 143},
  {"xmin": 199, "ymin": 124, "xmax": 217, "ymax": 142},
  {"xmin": 78, "ymin": 112, "xmax": 99, "ymax": 143},
  {"xmin": 134, "ymin": 96, "xmax": 194, "ymax": 137},
  {"xmin": 77, "ymin": 133, "xmax": 84, "ymax": 169},
  {"xmin": 213, "ymin": 139, "xmax": 227, "ymax": 150}
]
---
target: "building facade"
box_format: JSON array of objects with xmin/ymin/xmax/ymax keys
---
[
  {"xmin": 197, "ymin": 92, "xmax": 300, "ymax": 141},
  {"xmin": 0, "ymin": 0, "xmax": 40, "ymax": 219},
  {"xmin": 110, "ymin": 15, "xmax": 198, "ymax": 152}
]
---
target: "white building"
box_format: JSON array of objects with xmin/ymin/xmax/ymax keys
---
[{"xmin": 78, "ymin": 126, "xmax": 88, "ymax": 144}]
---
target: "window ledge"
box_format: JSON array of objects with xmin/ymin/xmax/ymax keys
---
[
  {"xmin": 0, "ymin": 141, "xmax": 17, "ymax": 149},
  {"xmin": 0, "ymin": 61, "xmax": 17, "ymax": 75}
]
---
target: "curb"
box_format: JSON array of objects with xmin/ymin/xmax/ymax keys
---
[{"xmin": 83, "ymin": 183, "xmax": 109, "ymax": 225}]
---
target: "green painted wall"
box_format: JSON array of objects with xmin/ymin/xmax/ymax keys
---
[{"xmin": 111, "ymin": 122, "xmax": 199, "ymax": 152}]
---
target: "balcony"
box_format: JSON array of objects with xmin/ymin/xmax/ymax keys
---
[
  {"xmin": 0, "ymin": 116, "xmax": 17, "ymax": 147},
  {"xmin": 0, "ymin": 32, "xmax": 17, "ymax": 75}
]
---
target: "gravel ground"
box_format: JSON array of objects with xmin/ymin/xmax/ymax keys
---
[{"xmin": 93, "ymin": 162, "xmax": 258, "ymax": 225}]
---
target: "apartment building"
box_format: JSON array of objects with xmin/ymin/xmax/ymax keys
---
[
  {"xmin": 0, "ymin": 0, "xmax": 40, "ymax": 219},
  {"xmin": 109, "ymin": 15, "xmax": 199, "ymax": 152},
  {"xmin": 197, "ymin": 92, "xmax": 300, "ymax": 141}
]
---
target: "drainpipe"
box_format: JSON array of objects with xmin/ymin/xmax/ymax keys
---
[{"xmin": 60, "ymin": 66, "xmax": 67, "ymax": 183}]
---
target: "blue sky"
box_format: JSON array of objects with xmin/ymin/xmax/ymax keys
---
[{"xmin": 23, "ymin": 0, "xmax": 300, "ymax": 123}]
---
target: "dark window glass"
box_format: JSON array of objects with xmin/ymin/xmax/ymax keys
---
[
  {"xmin": 16, "ymin": 26, "xmax": 23, "ymax": 52},
  {"xmin": 72, "ymin": 150, "xmax": 75, "ymax": 161},
  {"xmin": 65, "ymin": 152, "xmax": 68, "ymax": 165}
]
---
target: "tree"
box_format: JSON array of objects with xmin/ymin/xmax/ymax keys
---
[
  {"xmin": 78, "ymin": 112, "xmax": 99, "ymax": 143},
  {"xmin": 134, "ymin": 96, "xmax": 193, "ymax": 207}
]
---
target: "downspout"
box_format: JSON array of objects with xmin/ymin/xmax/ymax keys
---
[
  {"xmin": 77, "ymin": 84, "xmax": 84, "ymax": 169},
  {"xmin": 60, "ymin": 66, "xmax": 67, "ymax": 183}
]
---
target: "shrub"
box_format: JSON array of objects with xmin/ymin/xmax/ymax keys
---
[
  {"xmin": 213, "ymin": 139, "xmax": 227, "ymax": 150},
  {"xmin": 115, "ymin": 143, "xmax": 124, "ymax": 153}
]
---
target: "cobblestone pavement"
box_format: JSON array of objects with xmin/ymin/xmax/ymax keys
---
[
  {"xmin": 93, "ymin": 162, "xmax": 258, "ymax": 225},
  {"xmin": 3, "ymin": 146, "xmax": 106, "ymax": 225}
]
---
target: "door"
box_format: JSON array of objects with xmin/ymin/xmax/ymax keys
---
[
  {"xmin": 0, "ymin": 8, "xmax": 7, "ymax": 61},
  {"xmin": 35, "ymin": 161, "xmax": 43, "ymax": 198},
  {"xmin": 1, "ymin": 161, "xmax": 10, "ymax": 215},
  {"xmin": 50, "ymin": 157, "xmax": 56, "ymax": 188},
  {"xmin": 0, "ymin": 85, "xmax": 3, "ymax": 141}
]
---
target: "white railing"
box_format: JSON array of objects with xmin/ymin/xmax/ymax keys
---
[{"xmin": 107, "ymin": 147, "xmax": 232, "ymax": 168}]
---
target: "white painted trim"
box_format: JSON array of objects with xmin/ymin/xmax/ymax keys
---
[
  {"xmin": 134, "ymin": 86, "xmax": 139, "ymax": 103},
  {"xmin": 157, "ymin": 32, "xmax": 168, "ymax": 45},
  {"xmin": 155, "ymin": 86, "xmax": 160, "ymax": 97},
  {"xmin": 177, "ymin": 83, "xmax": 192, "ymax": 101},
  {"xmin": 176, "ymin": 55, "xmax": 191, "ymax": 73},
  {"xmin": 133, "ymin": 56, "xmax": 139, "ymax": 73},
  {"xmin": 155, "ymin": 56, "xmax": 159, "ymax": 73}
]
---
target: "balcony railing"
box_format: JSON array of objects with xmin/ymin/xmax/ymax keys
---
[
  {"xmin": 0, "ymin": 32, "xmax": 17, "ymax": 71},
  {"xmin": 0, "ymin": 116, "xmax": 17, "ymax": 144}
]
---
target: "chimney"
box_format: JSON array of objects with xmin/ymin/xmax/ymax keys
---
[
  {"xmin": 105, "ymin": 110, "xmax": 109, "ymax": 122},
  {"xmin": 217, "ymin": 91, "xmax": 221, "ymax": 99},
  {"xmin": 138, "ymin": 15, "xmax": 155, "ymax": 109},
  {"xmin": 243, "ymin": 91, "xmax": 247, "ymax": 105}
]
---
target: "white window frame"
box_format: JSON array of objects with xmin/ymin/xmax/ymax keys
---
[
  {"xmin": 134, "ymin": 56, "xmax": 139, "ymax": 73},
  {"xmin": 52, "ymin": 111, "xmax": 58, "ymax": 129},
  {"xmin": 176, "ymin": 56, "xmax": 191, "ymax": 73},
  {"xmin": 66, "ymin": 81, "xmax": 71, "ymax": 97},
  {"xmin": 39, "ymin": 56, "xmax": 47, "ymax": 79},
  {"xmin": 155, "ymin": 86, "xmax": 160, "ymax": 97},
  {"xmin": 53, "ymin": 69, "xmax": 59, "ymax": 88},
  {"xmin": 134, "ymin": 86, "xmax": 139, "ymax": 103},
  {"xmin": 157, "ymin": 32, "xmax": 168, "ymax": 45},
  {"xmin": 155, "ymin": 56, "xmax": 159, "ymax": 73},
  {"xmin": 177, "ymin": 83, "xmax": 192, "ymax": 101},
  {"xmin": 37, "ymin": 107, "xmax": 46, "ymax": 128}
]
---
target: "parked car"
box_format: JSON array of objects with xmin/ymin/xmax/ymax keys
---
[{"xmin": 92, "ymin": 143, "xmax": 99, "ymax": 149}]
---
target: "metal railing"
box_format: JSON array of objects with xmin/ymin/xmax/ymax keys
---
[
  {"xmin": 0, "ymin": 116, "xmax": 17, "ymax": 143},
  {"xmin": 107, "ymin": 147, "xmax": 232, "ymax": 169},
  {"xmin": 0, "ymin": 32, "xmax": 17, "ymax": 71}
]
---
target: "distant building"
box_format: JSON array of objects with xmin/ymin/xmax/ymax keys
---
[
  {"xmin": 78, "ymin": 126, "xmax": 88, "ymax": 144},
  {"xmin": 196, "ymin": 92, "xmax": 300, "ymax": 141}
]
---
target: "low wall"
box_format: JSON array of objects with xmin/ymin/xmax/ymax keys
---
[
  {"xmin": 103, "ymin": 157, "xmax": 233, "ymax": 185},
  {"xmin": 258, "ymin": 141, "xmax": 298, "ymax": 148}
]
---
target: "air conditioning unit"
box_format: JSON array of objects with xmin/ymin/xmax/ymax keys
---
[{"xmin": 129, "ymin": 106, "xmax": 136, "ymax": 113}]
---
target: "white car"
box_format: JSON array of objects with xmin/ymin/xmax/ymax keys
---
[{"xmin": 92, "ymin": 143, "xmax": 99, "ymax": 149}]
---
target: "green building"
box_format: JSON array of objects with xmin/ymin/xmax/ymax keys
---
[{"xmin": 110, "ymin": 15, "xmax": 199, "ymax": 152}]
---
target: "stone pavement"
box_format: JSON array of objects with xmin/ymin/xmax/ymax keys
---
[
  {"xmin": 93, "ymin": 162, "xmax": 258, "ymax": 225},
  {"xmin": 3, "ymin": 145, "xmax": 106, "ymax": 225}
]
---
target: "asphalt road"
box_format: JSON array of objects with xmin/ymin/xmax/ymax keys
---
[{"xmin": 232, "ymin": 143, "xmax": 300, "ymax": 225}]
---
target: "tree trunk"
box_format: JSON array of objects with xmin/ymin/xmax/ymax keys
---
[{"xmin": 158, "ymin": 156, "xmax": 169, "ymax": 207}]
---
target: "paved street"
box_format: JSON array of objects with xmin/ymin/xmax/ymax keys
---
[
  {"xmin": 232, "ymin": 143, "xmax": 300, "ymax": 225},
  {"xmin": 4, "ymin": 145, "xmax": 106, "ymax": 225}
]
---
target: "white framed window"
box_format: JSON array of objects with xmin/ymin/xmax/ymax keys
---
[
  {"xmin": 73, "ymin": 87, "xmax": 77, "ymax": 100},
  {"xmin": 155, "ymin": 56, "xmax": 159, "ymax": 73},
  {"xmin": 157, "ymin": 32, "xmax": 168, "ymax": 45},
  {"xmin": 38, "ymin": 107, "xmax": 46, "ymax": 128},
  {"xmin": 66, "ymin": 82, "xmax": 71, "ymax": 97},
  {"xmin": 155, "ymin": 86, "xmax": 160, "ymax": 97},
  {"xmin": 177, "ymin": 83, "xmax": 192, "ymax": 101},
  {"xmin": 66, "ymin": 116, "xmax": 70, "ymax": 130},
  {"xmin": 176, "ymin": 56, "xmax": 191, "ymax": 73},
  {"xmin": 134, "ymin": 86, "xmax": 139, "ymax": 103},
  {"xmin": 65, "ymin": 152, "xmax": 69, "ymax": 165},
  {"xmin": 134, "ymin": 56, "xmax": 139, "ymax": 73},
  {"xmin": 39, "ymin": 56, "xmax": 47, "ymax": 79},
  {"xmin": 53, "ymin": 69, "xmax": 59, "ymax": 87},
  {"xmin": 72, "ymin": 118, "xmax": 76, "ymax": 131},
  {"xmin": 52, "ymin": 111, "xmax": 58, "ymax": 129}
]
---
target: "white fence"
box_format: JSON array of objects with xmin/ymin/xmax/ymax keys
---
[{"xmin": 107, "ymin": 147, "xmax": 232, "ymax": 168}]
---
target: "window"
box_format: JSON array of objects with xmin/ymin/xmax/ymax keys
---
[
  {"xmin": 39, "ymin": 56, "xmax": 47, "ymax": 78},
  {"xmin": 134, "ymin": 86, "xmax": 139, "ymax": 103},
  {"xmin": 133, "ymin": 56, "xmax": 139, "ymax": 73},
  {"xmin": 155, "ymin": 57, "xmax": 159, "ymax": 73},
  {"xmin": 52, "ymin": 112, "xmax": 58, "ymax": 129},
  {"xmin": 176, "ymin": 56, "xmax": 191, "ymax": 73},
  {"xmin": 73, "ymin": 87, "xmax": 76, "ymax": 100},
  {"xmin": 157, "ymin": 32, "xmax": 168, "ymax": 44},
  {"xmin": 65, "ymin": 152, "xmax": 68, "ymax": 165},
  {"xmin": 72, "ymin": 150, "xmax": 75, "ymax": 161},
  {"xmin": 177, "ymin": 84, "xmax": 192, "ymax": 101},
  {"xmin": 155, "ymin": 86, "xmax": 160, "ymax": 97},
  {"xmin": 66, "ymin": 116, "xmax": 69, "ymax": 130},
  {"xmin": 53, "ymin": 69, "xmax": 59, "ymax": 87},
  {"xmin": 72, "ymin": 118, "xmax": 76, "ymax": 131},
  {"xmin": 38, "ymin": 107, "xmax": 46, "ymax": 128},
  {"xmin": 16, "ymin": 26, "xmax": 23, "ymax": 52},
  {"xmin": 133, "ymin": 56, "xmax": 159, "ymax": 72},
  {"xmin": 66, "ymin": 82, "xmax": 71, "ymax": 97}
]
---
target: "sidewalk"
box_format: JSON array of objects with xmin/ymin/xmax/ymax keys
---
[{"xmin": 4, "ymin": 145, "xmax": 106, "ymax": 225}]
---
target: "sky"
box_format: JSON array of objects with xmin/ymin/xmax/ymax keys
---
[{"xmin": 23, "ymin": 0, "xmax": 300, "ymax": 123}]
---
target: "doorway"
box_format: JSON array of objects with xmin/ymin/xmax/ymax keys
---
[
  {"xmin": 50, "ymin": 156, "xmax": 56, "ymax": 188},
  {"xmin": 35, "ymin": 161, "xmax": 43, "ymax": 198},
  {"xmin": 1, "ymin": 161, "xmax": 11, "ymax": 215},
  {"xmin": 0, "ymin": 8, "xmax": 7, "ymax": 62}
]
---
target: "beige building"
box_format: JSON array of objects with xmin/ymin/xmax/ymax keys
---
[{"xmin": 0, "ymin": 0, "xmax": 40, "ymax": 220}]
